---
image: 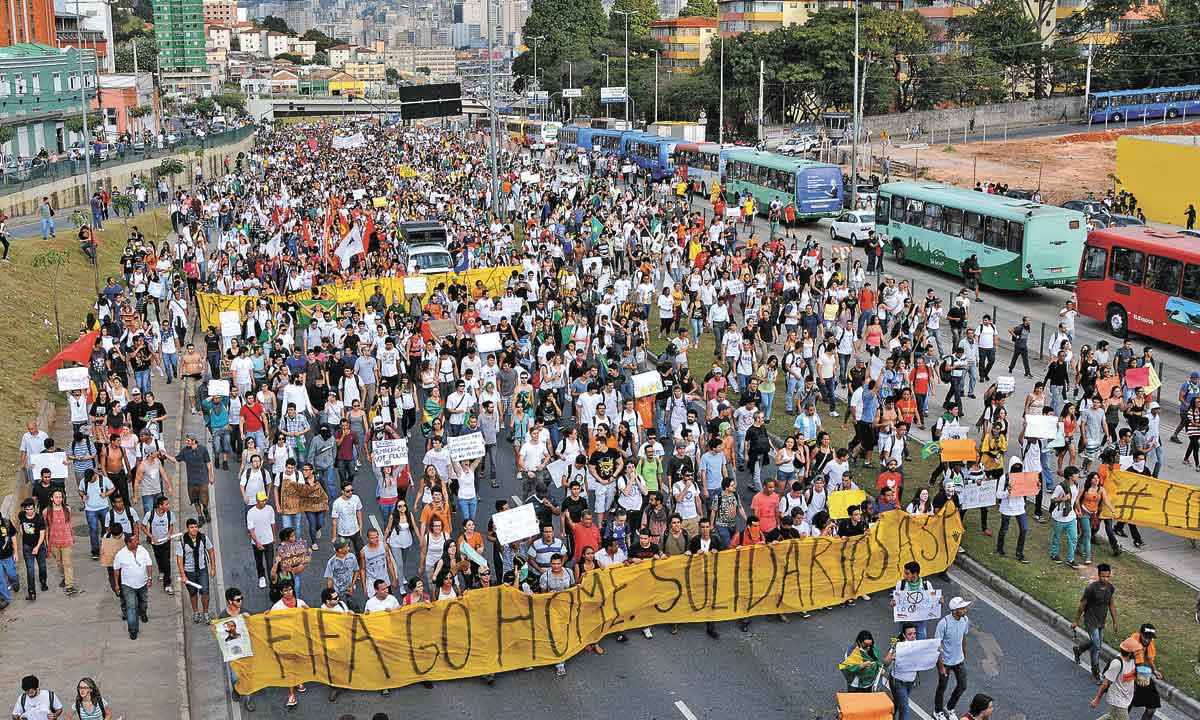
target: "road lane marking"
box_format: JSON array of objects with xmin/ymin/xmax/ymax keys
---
[
  {"xmin": 950, "ymin": 570, "xmax": 1176, "ymax": 720},
  {"xmin": 674, "ymin": 700, "xmax": 698, "ymax": 720}
]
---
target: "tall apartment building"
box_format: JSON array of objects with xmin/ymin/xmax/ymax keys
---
[
  {"xmin": 155, "ymin": 0, "xmax": 211, "ymax": 94},
  {"xmin": 718, "ymin": 0, "xmax": 813, "ymax": 36},
  {"xmin": 283, "ymin": 0, "xmax": 313, "ymax": 34},
  {"xmin": 1, "ymin": 0, "xmax": 56, "ymax": 45},
  {"xmin": 650, "ymin": 16, "xmax": 717, "ymax": 73}
]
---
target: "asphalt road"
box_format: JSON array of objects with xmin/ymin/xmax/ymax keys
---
[{"xmin": 182, "ymin": 395, "xmax": 1184, "ymax": 720}]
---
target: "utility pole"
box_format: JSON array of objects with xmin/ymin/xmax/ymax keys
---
[
  {"xmin": 613, "ymin": 10, "xmax": 631, "ymax": 124},
  {"xmin": 651, "ymin": 49, "xmax": 659, "ymax": 124},
  {"xmin": 849, "ymin": 0, "xmax": 860, "ymax": 210},
  {"xmin": 530, "ymin": 35, "xmax": 545, "ymax": 92},
  {"xmin": 1083, "ymin": 42, "xmax": 1094, "ymax": 128},
  {"xmin": 567, "ymin": 61, "xmax": 573, "ymax": 122},
  {"xmin": 75, "ymin": 0, "xmax": 97, "ymax": 293},
  {"xmin": 718, "ymin": 31, "xmax": 724, "ymax": 145},
  {"xmin": 486, "ymin": 0, "xmax": 499, "ymax": 217},
  {"xmin": 757, "ymin": 59, "xmax": 764, "ymax": 144}
]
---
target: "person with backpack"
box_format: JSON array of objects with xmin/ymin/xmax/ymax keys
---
[
  {"xmin": 176, "ymin": 518, "xmax": 216, "ymax": 624},
  {"xmin": 141, "ymin": 495, "xmax": 177, "ymax": 595},
  {"xmin": 1091, "ymin": 637, "xmax": 1139, "ymax": 719},
  {"xmin": 13, "ymin": 675, "xmax": 62, "ymax": 720},
  {"xmin": 891, "ymin": 560, "xmax": 936, "ymax": 639},
  {"xmin": 70, "ymin": 677, "xmax": 111, "ymax": 720}
]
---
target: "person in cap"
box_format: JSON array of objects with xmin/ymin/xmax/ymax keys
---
[
  {"xmin": 246, "ymin": 490, "xmax": 276, "ymax": 591},
  {"xmin": 1091, "ymin": 637, "xmax": 1140, "ymax": 719},
  {"xmin": 1126, "ymin": 623, "xmax": 1162, "ymax": 718},
  {"xmin": 933, "ymin": 596, "xmax": 972, "ymax": 720},
  {"xmin": 1170, "ymin": 371, "xmax": 1200, "ymax": 444},
  {"xmin": 1145, "ymin": 401, "xmax": 1162, "ymax": 477}
]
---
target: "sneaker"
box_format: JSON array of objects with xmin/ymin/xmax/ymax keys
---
[
  {"xmin": 642, "ymin": 627, "xmax": 653, "ymax": 639},
  {"xmin": 258, "ymin": 577, "xmax": 267, "ymax": 588},
  {"xmin": 286, "ymin": 694, "xmax": 297, "ymax": 707},
  {"xmin": 90, "ymin": 553, "xmax": 100, "ymax": 561},
  {"xmin": 829, "ymin": 410, "xmax": 839, "ymax": 417},
  {"xmin": 1016, "ymin": 555, "xmax": 1030, "ymax": 564},
  {"xmin": 555, "ymin": 663, "xmax": 566, "ymax": 677},
  {"xmin": 1034, "ymin": 515, "xmax": 1046, "ymax": 524},
  {"xmin": 311, "ymin": 543, "xmax": 319, "ymax": 551},
  {"xmin": 380, "ymin": 689, "xmax": 390, "ymax": 696},
  {"xmin": 192, "ymin": 612, "xmax": 201, "ymax": 624},
  {"xmin": 995, "ymin": 549, "xmax": 1007, "ymax": 557},
  {"xmin": 243, "ymin": 697, "xmax": 256, "ymax": 712},
  {"xmin": 165, "ymin": 584, "xmax": 174, "ymax": 595}
]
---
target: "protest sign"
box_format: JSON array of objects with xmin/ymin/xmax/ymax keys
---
[
  {"xmin": 501, "ymin": 297, "xmax": 523, "ymax": 317},
  {"xmin": 475, "ymin": 332, "xmax": 502, "ymax": 353},
  {"xmin": 372, "ymin": 439, "xmax": 409, "ymax": 467},
  {"xmin": 996, "ymin": 376, "xmax": 1015, "ymax": 394},
  {"xmin": 1125, "ymin": 366, "xmax": 1150, "ymax": 388},
  {"xmin": 403, "ymin": 276, "xmax": 428, "ymax": 295},
  {"xmin": 219, "ymin": 310, "xmax": 241, "ymax": 337},
  {"xmin": 939, "ymin": 438, "xmax": 977, "ymax": 462},
  {"xmin": 958, "ymin": 480, "xmax": 998, "ymax": 510},
  {"xmin": 1102, "ymin": 469, "xmax": 1200, "ymax": 539},
  {"xmin": 448, "ymin": 432, "xmax": 486, "ymax": 462},
  {"xmin": 56, "ymin": 367, "xmax": 89, "ymax": 392},
  {"xmin": 632, "ymin": 370, "xmax": 664, "ymax": 399},
  {"xmin": 207, "ymin": 379, "xmax": 230, "ymax": 397},
  {"xmin": 892, "ymin": 587, "xmax": 943, "ymax": 622},
  {"xmin": 1009, "ymin": 471, "xmax": 1040, "ymax": 497},
  {"xmin": 214, "ymin": 615, "xmax": 254, "ymax": 662},
  {"xmin": 491, "ymin": 502, "xmax": 540, "ymax": 546},
  {"xmin": 1023, "ymin": 414, "xmax": 1057, "ymax": 439},
  {"xmin": 31, "ymin": 452, "xmax": 68, "ymax": 479},
  {"xmin": 546, "ymin": 458, "xmax": 570, "ymax": 487},
  {"xmin": 828, "ymin": 489, "xmax": 867, "ymax": 519},
  {"xmin": 894, "ymin": 639, "xmax": 942, "ymax": 674}
]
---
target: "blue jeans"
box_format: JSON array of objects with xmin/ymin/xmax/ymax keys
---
[
  {"xmin": 892, "ymin": 677, "xmax": 916, "ymax": 720},
  {"xmin": 735, "ymin": 430, "xmax": 747, "ymax": 466},
  {"xmin": 319, "ymin": 466, "xmax": 338, "ymax": 501},
  {"xmin": 760, "ymin": 391, "xmax": 775, "ymax": 420},
  {"xmin": 140, "ymin": 493, "xmax": 157, "ymax": 518},
  {"xmin": 715, "ymin": 525, "xmax": 734, "ymax": 547},
  {"xmin": 737, "ymin": 373, "xmax": 751, "ymax": 394},
  {"xmin": 1076, "ymin": 625, "xmax": 1104, "ymax": 675},
  {"xmin": 1077, "ymin": 512, "xmax": 1093, "ymax": 562},
  {"xmin": 162, "ymin": 352, "xmax": 178, "ymax": 382},
  {"xmin": 121, "ymin": 583, "xmax": 148, "ymax": 635},
  {"xmin": 40, "ymin": 217, "xmax": 54, "ymax": 238},
  {"xmin": 281, "ymin": 513, "xmax": 301, "ymax": 532},
  {"xmin": 1050, "ymin": 517, "xmax": 1078, "ymax": 562},
  {"xmin": 210, "ymin": 426, "xmax": 231, "ymax": 458},
  {"xmin": 135, "ymin": 369, "xmax": 152, "ymax": 397},
  {"xmin": 0, "ymin": 558, "xmax": 12, "ymax": 602},
  {"xmin": 85, "ymin": 508, "xmax": 104, "ymax": 555},
  {"xmin": 22, "ymin": 544, "xmax": 47, "ymax": 589},
  {"xmin": 458, "ymin": 497, "xmax": 478, "ymax": 522},
  {"xmin": 0, "ymin": 556, "xmax": 18, "ymax": 594},
  {"xmin": 786, "ymin": 375, "xmax": 802, "ymax": 412},
  {"xmin": 690, "ymin": 318, "xmax": 703, "ymax": 339},
  {"xmin": 304, "ymin": 511, "xmax": 324, "ymax": 546}
]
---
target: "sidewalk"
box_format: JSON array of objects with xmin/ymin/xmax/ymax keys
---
[{"xmin": 0, "ymin": 391, "xmax": 187, "ymax": 717}]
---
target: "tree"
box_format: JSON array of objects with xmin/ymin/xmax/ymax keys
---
[
  {"xmin": 521, "ymin": 0, "xmax": 608, "ymax": 84},
  {"xmin": 259, "ymin": 16, "xmax": 293, "ymax": 34},
  {"xmin": 114, "ymin": 36, "xmax": 157, "ymax": 73},
  {"xmin": 301, "ymin": 28, "xmax": 337, "ymax": 53},
  {"xmin": 157, "ymin": 158, "xmax": 185, "ymax": 191},
  {"xmin": 678, "ymin": 0, "xmax": 717, "ymax": 18},
  {"xmin": 312, "ymin": 50, "xmax": 328, "ymax": 65},
  {"xmin": 385, "ymin": 67, "xmax": 400, "ymax": 84},
  {"xmin": 64, "ymin": 112, "xmax": 104, "ymax": 135},
  {"xmin": 214, "ymin": 93, "xmax": 246, "ymax": 113},
  {"xmin": 31, "ymin": 250, "xmax": 70, "ymax": 350},
  {"xmin": 275, "ymin": 52, "xmax": 305, "ymax": 64},
  {"xmin": 112, "ymin": 7, "xmax": 148, "ymax": 42},
  {"xmin": 193, "ymin": 96, "xmax": 217, "ymax": 116},
  {"xmin": 864, "ymin": 9, "xmax": 933, "ymax": 112},
  {"xmin": 608, "ymin": 0, "xmax": 659, "ymax": 38},
  {"xmin": 1092, "ymin": 0, "xmax": 1200, "ymax": 90},
  {"xmin": 950, "ymin": 0, "xmax": 1050, "ymax": 97},
  {"xmin": 416, "ymin": 66, "xmax": 431, "ymax": 76}
]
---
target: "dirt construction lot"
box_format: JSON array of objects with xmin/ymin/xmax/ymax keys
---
[{"xmin": 907, "ymin": 121, "xmax": 1200, "ymax": 205}]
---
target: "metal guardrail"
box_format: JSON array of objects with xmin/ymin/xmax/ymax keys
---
[{"xmin": 0, "ymin": 125, "xmax": 257, "ymax": 196}]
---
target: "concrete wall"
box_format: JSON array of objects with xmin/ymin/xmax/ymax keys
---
[
  {"xmin": 860, "ymin": 96, "xmax": 1084, "ymax": 139},
  {"xmin": 1116, "ymin": 135, "xmax": 1200, "ymax": 226},
  {"xmin": 0, "ymin": 132, "xmax": 258, "ymax": 220}
]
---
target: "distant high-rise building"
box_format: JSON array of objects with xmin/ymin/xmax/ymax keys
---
[
  {"xmin": 659, "ymin": 0, "xmax": 685, "ymax": 18},
  {"xmin": 156, "ymin": 0, "xmax": 206, "ymax": 71},
  {"xmin": 1, "ymin": 0, "xmax": 57, "ymax": 46},
  {"xmin": 283, "ymin": 0, "xmax": 313, "ymax": 33}
]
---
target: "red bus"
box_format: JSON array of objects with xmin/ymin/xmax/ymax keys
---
[{"xmin": 1076, "ymin": 226, "xmax": 1200, "ymax": 351}]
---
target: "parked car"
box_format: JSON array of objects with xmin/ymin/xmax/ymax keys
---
[
  {"xmin": 829, "ymin": 210, "xmax": 876, "ymax": 245},
  {"xmin": 777, "ymin": 134, "xmax": 819, "ymax": 155},
  {"xmin": 1061, "ymin": 199, "xmax": 1109, "ymax": 218},
  {"xmin": 1104, "ymin": 214, "xmax": 1145, "ymax": 227}
]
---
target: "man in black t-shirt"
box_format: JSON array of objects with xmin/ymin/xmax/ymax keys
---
[
  {"xmin": 17, "ymin": 499, "xmax": 47, "ymax": 599},
  {"xmin": 0, "ymin": 515, "xmax": 17, "ymax": 605},
  {"xmin": 1072, "ymin": 563, "xmax": 1117, "ymax": 682},
  {"xmin": 625, "ymin": 528, "xmax": 663, "ymax": 640}
]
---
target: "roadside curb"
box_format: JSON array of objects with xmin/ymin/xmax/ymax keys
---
[
  {"xmin": 176, "ymin": 380, "xmax": 191, "ymax": 720},
  {"xmin": 953, "ymin": 552, "xmax": 1200, "ymax": 720}
]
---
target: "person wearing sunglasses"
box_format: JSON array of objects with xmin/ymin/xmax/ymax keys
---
[{"xmin": 216, "ymin": 587, "xmax": 254, "ymax": 712}]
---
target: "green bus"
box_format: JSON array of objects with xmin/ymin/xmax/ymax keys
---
[
  {"xmin": 722, "ymin": 149, "xmax": 844, "ymax": 220},
  {"xmin": 874, "ymin": 181, "xmax": 1087, "ymax": 291}
]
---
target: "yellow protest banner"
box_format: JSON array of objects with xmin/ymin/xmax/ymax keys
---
[
  {"xmin": 195, "ymin": 267, "xmax": 521, "ymax": 329},
  {"xmin": 222, "ymin": 509, "xmax": 963, "ymax": 693},
  {"xmin": 1102, "ymin": 469, "xmax": 1200, "ymax": 539},
  {"xmin": 828, "ymin": 488, "xmax": 867, "ymax": 519}
]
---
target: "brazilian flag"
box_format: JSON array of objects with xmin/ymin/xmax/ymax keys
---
[{"xmin": 297, "ymin": 299, "xmax": 337, "ymax": 329}]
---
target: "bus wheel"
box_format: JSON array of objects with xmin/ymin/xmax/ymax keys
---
[
  {"xmin": 1167, "ymin": 108, "xmax": 1180, "ymax": 119},
  {"xmin": 892, "ymin": 241, "xmax": 907, "ymax": 264},
  {"xmin": 1106, "ymin": 304, "xmax": 1128, "ymax": 338},
  {"xmin": 1111, "ymin": 112, "xmax": 1123, "ymax": 123}
]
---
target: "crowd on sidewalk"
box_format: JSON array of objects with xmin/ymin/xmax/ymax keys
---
[{"xmin": 6, "ymin": 117, "xmax": 1189, "ymax": 719}]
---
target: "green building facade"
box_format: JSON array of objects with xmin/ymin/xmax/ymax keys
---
[
  {"xmin": 154, "ymin": 0, "xmax": 207, "ymax": 73},
  {"xmin": 0, "ymin": 43, "xmax": 97, "ymax": 159}
]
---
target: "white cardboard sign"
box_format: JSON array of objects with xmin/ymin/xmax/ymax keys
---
[
  {"xmin": 894, "ymin": 639, "xmax": 941, "ymax": 674},
  {"xmin": 372, "ymin": 438, "xmax": 409, "ymax": 467},
  {"xmin": 892, "ymin": 587, "xmax": 943, "ymax": 622},
  {"xmin": 1024, "ymin": 414, "xmax": 1057, "ymax": 439},
  {"xmin": 491, "ymin": 503, "xmax": 540, "ymax": 545},
  {"xmin": 31, "ymin": 451, "xmax": 68, "ymax": 479},
  {"xmin": 476, "ymin": 332, "xmax": 502, "ymax": 354},
  {"xmin": 958, "ymin": 480, "xmax": 997, "ymax": 510},
  {"xmin": 56, "ymin": 366, "xmax": 90, "ymax": 392},
  {"xmin": 219, "ymin": 310, "xmax": 241, "ymax": 338},
  {"xmin": 632, "ymin": 370, "xmax": 664, "ymax": 399},
  {"xmin": 996, "ymin": 376, "xmax": 1015, "ymax": 394},
  {"xmin": 403, "ymin": 276, "xmax": 428, "ymax": 295},
  {"xmin": 448, "ymin": 432, "xmax": 486, "ymax": 462},
  {"xmin": 207, "ymin": 379, "xmax": 231, "ymax": 397}
]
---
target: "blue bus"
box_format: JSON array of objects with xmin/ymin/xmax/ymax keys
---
[
  {"xmin": 671, "ymin": 142, "xmax": 724, "ymax": 196},
  {"xmin": 723, "ymin": 149, "xmax": 843, "ymax": 219},
  {"xmin": 558, "ymin": 124, "xmax": 583, "ymax": 153},
  {"xmin": 1087, "ymin": 84, "xmax": 1200, "ymax": 124},
  {"xmin": 589, "ymin": 129, "xmax": 624, "ymax": 156},
  {"xmin": 626, "ymin": 134, "xmax": 679, "ymax": 180}
]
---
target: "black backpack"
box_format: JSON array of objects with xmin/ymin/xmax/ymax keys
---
[{"xmin": 938, "ymin": 355, "xmax": 953, "ymax": 383}]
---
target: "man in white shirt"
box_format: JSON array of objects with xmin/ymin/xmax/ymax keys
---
[
  {"xmin": 12, "ymin": 676, "xmax": 62, "ymax": 720},
  {"xmin": 113, "ymin": 533, "xmax": 153, "ymax": 639},
  {"xmin": 19, "ymin": 420, "xmax": 49, "ymax": 486},
  {"xmin": 364, "ymin": 578, "xmax": 401, "ymax": 613},
  {"xmin": 246, "ymin": 491, "xmax": 277, "ymax": 589},
  {"xmin": 330, "ymin": 483, "xmax": 364, "ymax": 556},
  {"xmin": 975, "ymin": 314, "xmax": 997, "ymax": 382},
  {"xmin": 594, "ymin": 537, "xmax": 627, "ymax": 568}
]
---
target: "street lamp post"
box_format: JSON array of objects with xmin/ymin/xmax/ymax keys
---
[
  {"xmin": 74, "ymin": 0, "xmax": 99, "ymax": 293},
  {"xmin": 567, "ymin": 61, "xmax": 574, "ymax": 121},
  {"xmin": 529, "ymin": 35, "xmax": 546, "ymax": 92},
  {"xmin": 602, "ymin": 53, "xmax": 610, "ymax": 86},
  {"xmin": 486, "ymin": 0, "xmax": 499, "ymax": 214},
  {"xmin": 850, "ymin": 0, "xmax": 860, "ymax": 210},
  {"xmin": 718, "ymin": 30, "xmax": 725, "ymax": 145},
  {"xmin": 613, "ymin": 9, "xmax": 631, "ymax": 123},
  {"xmin": 649, "ymin": 49, "xmax": 659, "ymax": 125}
]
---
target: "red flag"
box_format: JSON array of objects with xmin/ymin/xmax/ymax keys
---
[
  {"xmin": 301, "ymin": 220, "xmax": 313, "ymax": 250},
  {"xmin": 33, "ymin": 330, "xmax": 99, "ymax": 380},
  {"xmin": 307, "ymin": 137, "xmax": 318, "ymax": 152},
  {"xmin": 364, "ymin": 214, "xmax": 375, "ymax": 252}
]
